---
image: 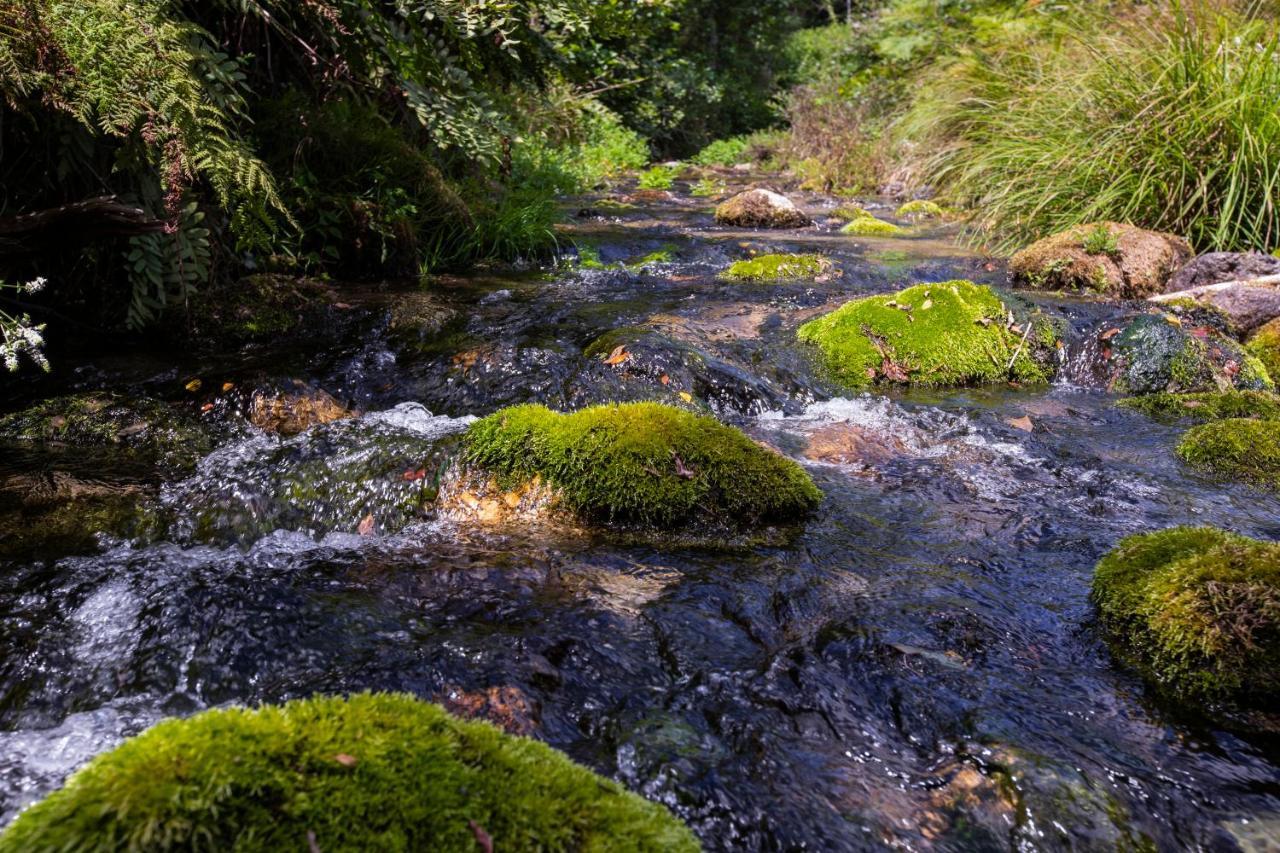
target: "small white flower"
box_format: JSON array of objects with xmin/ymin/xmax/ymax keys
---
[
  {"xmin": 3, "ymin": 350, "xmax": 17, "ymax": 372},
  {"xmin": 23, "ymin": 277, "xmax": 47, "ymax": 294}
]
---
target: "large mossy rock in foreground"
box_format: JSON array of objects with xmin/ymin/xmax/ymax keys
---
[
  {"xmin": 713, "ymin": 189, "xmax": 811, "ymax": 228},
  {"xmin": 0, "ymin": 694, "xmax": 698, "ymax": 852},
  {"xmin": 1093, "ymin": 527, "xmax": 1280, "ymax": 708},
  {"xmin": 797, "ymin": 280, "xmax": 1058, "ymax": 388},
  {"xmin": 464, "ymin": 402, "xmax": 821, "ymax": 527},
  {"xmin": 1177, "ymin": 418, "xmax": 1280, "ymax": 490},
  {"xmin": 1010, "ymin": 222, "xmax": 1192, "ymax": 298}
]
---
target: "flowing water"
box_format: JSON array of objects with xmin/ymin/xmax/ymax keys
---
[{"xmin": 1, "ymin": 174, "xmax": 1278, "ymax": 850}]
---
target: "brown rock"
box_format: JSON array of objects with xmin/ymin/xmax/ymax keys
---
[
  {"xmin": 803, "ymin": 423, "xmax": 908, "ymax": 467},
  {"xmin": 1009, "ymin": 222, "xmax": 1192, "ymax": 298},
  {"xmin": 1165, "ymin": 251, "xmax": 1280, "ymax": 294},
  {"xmin": 714, "ymin": 189, "xmax": 812, "ymax": 229},
  {"xmin": 1151, "ymin": 276, "xmax": 1280, "ymax": 335},
  {"xmin": 248, "ymin": 382, "xmax": 351, "ymax": 436},
  {"xmin": 440, "ymin": 685, "xmax": 540, "ymax": 735}
]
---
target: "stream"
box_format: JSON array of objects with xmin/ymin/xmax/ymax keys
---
[{"xmin": 1, "ymin": 172, "xmax": 1278, "ymax": 850}]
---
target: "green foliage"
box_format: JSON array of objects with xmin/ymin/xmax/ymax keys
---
[
  {"xmin": 1082, "ymin": 224, "xmax": 1121, "ymax": 258},
  {"xmin": 1119, "ymin": 391, "xmax": 1280, "ymax": 424},
  {"xmin": 1177, "ymin": 418, "xmax": 1280, "ymax": 489},
  {"xmin": 692, "ymin": 136, "xmax": 752, "ymax": 166},
  {"xmin": 902, "ymin": 3, "xmax": 1280, "ymax": 252},
  {"xmin": 797, "ymin": 279, "xmax": 1056, "ymax": 387},
  {"xmin": 841, "ymin": 215, "xmax": 902, "ymax": 236},
  {"xmin": 637, "ymin": 165, "xmax": 681, "ymax": 190},
  {"xmin": 1092, "ymin": 527, "xmax": 1280, "ymax": 706},
  {"xmin": 0, "ymin": 693, "xmax": 699, "ymax": 852},
  {"xmin": 720, "ymin": 253, "xmax": 831, "ymax": 282},
  {"xmin": 464, "ymin": 402, "xmax": 822, "ymax": 526}
]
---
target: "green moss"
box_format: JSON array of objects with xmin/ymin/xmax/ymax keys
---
[
  {"xmin": 1111, "ymin": 314, "xmax": 1273, "ymax": 395},
  {"xmin": 841, "ymin": 216, "xmax": 903, "ymax": 236},
  {"xmin": 626, "ymin": 247, "xmax": 676, "ymax": 269},
  {"xmin": 719, "ymin": 253, "xmax": 831, "ymax": 282},
  {"xmin": 0, "ymin": 490, "xmax": 161, "ymax": 561},
  {"xmin": 464, "ymin": 402, "xmax": 821, "ymax": 526},
  {"xmin": 576, "ymin": 246, "xmax": 609, "ymax": 270},
  {"xmin": 797, "ymin": 280, "xmax": 1056, "ymax": 388},
  {"xmin": 1246, "ymin": 317, "xmax": 1280, "ymax": 381},
  {"xmin": 0, "ymin": 393, "xmax": 210, "ymax": 471},
  {"xmin": 1092, "ymin": 527, "xmax": 1280, "ymax": 706},
  {"xmin": 1177, "ymin": 418, "xmax": 1280, "ymax": 489},
  {"xmin": 895, "ymin": 200, "xmax": 944, "ymax": 220},
  {"xmin": 1119, "ymin": 390, "xmax": 1280, "ymax": 423},
  {"xmin": 830, "ymin": 206, "xmax": 871, "ymax": 222},
  {"xmin": 637, "ymin": 165, "xmax": 679, "ymax": 190},
  {"xmin": 1082, "ymin": 224, "xmax": 1120, "ymax": 257},
  {"xmin": 0, "ymin": 693, "xmax": 698, "ymax": 852}
]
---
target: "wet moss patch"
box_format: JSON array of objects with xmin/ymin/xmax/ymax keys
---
[
  {"xmin": 1092, "ymin": 527, "xmax": 1280, "ymax": 707},
  {"xmin": 895, "ymin": 200, "xmax": 944, "ymax": 220},
  {"xmin": 1118, "ymin": 390, "xmax": 1280, "ymax": 423},
  {"xmin": 1177, "ymin": 418, "xmax": 1280, "ymax": 489},
  {"xmin": 797, "ymin": 280, "xmax": 1057, "ymax": 388},
  {"xmin": 0, "ymin": 693, "xmax": 698, "ymax": 852},
  {"xmin": 1247, "ymin": 317, "xmax": 1280, "ymax": 381},
  {"xmin": 464, "ymin": 402, "xmax": 821, "ymax": 527},
  {"xmin": 841, "ymin": 215, "xmax": 902, "ymax": 237},
  {"xmin": 719, "ymin": 253, "xmax": 831, "ymax": 282}
]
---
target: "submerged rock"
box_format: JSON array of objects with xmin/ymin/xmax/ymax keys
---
[
  {"xmin": 0, "ymin": 474, "xmax": 158, "ymax": 560},
  {"xmin": 0, "ymin": 393, "xmax": 210, "ymax": 472},
  {"xmin": 1010, "ymin": 222, "xmax": 1192, "ymax": 298},
  {"xmin": 1101, "ymin": 314, "xmax": 1272, "ymax": 395},
  {"xmin": 1093, "ymin": 527, "xmax": 1280, "ymax": 708},
  {"xmin": 797, "ymin": 280, "xmax": 1058, "ymax": 388},
  {"xmin": 0, "ymin": 694, "xmax": 697, "ymax": 851},
  {"xmin": 463, "ymin": 402, "xmax": 821, "ymax": 528},
  {"xmin": 714, "ymin": 189, "xmax": 811, "ymax": 229},
  {"xmin": 247, "ymin": 381, "xmax": 353, "ymax": 436},
  {"xmin": 1164, "ymin": 251, "xmax": 1280, "ymax": 293},
  {"xmin": 1177, "ymin": 418, "xmax": 1280, "ymax": 489},
  {"xmin": 176, "ymin": 274, "xmax": 340, "ymax": 350}
]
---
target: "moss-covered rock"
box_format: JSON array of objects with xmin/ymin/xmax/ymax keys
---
[
  {"xmin": 1247, "ymin": 317, "xmax": 1280, "ymax": 380},
  {"xmin": 841, "ymin": 216, "xmax": 902, "ymax": 237},
  {"xmin": 830, "ymin": 206, "xmax": 871, "ymax": 222},
  {"xmin": 1118, "ymin": 390, "xmax": 1280, "ymax": 423},
  {"xmin": 179, "ymin": 274, "xmax": 339, "ymax": 350},
  {"xmin": 0, "ymin": 480, "xmax": 160, "ymax": 561},
  {"xmin": 0, "ymin": 693, "xmax": 698, "ymax": 852},
  {"xmin": 895, "ymin": 200, "xmax": 944, "ymax": 220},
  {"xmin": 1092, "ymin": 527, "xmax": 1280, "ymax": 707},
  {"xmin": 464, "ymin": 402, "xmax": 821, "ymax": 527},
  {"xmin": 0, "ymin": 393, "xmax": 210, "ymax": 472},
  {"xmin": 719, "ymin": 253, "xmax": 832, "ymax": 282},
  {"xmin": 797, "ymin": 280, "xmax": 1058, "ymax": 388},
  {"xmin": 1105, "ymin": 314, "xmax": 1273, "ymax": 395},
  {"xmin": 1010, "ymin": 222, "xmax": 1192, "ymax": 298},
  {"xmin": 1177, "ymin": 418, "xmax": 1280, "ymax": 489},
  {"xmin": 714, "ymin": 189, "xmax": 811, "ymax": 229}
]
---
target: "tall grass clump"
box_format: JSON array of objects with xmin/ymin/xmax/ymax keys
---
[{"xmin": 901, "ymin": 2, "xmax": 1280, "ymax": 253}]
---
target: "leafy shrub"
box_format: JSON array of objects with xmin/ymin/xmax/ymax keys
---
[
  {"xmin": 902, "ymin": 3, "xmax": 1280, "ymax": 252},
  {"xmin": 693, "ymin": 136, "xmax": 753, "ymax": 166},
  {"xmin": 637, "ymin": 165, "xmax": 681, "ymax": 190}
]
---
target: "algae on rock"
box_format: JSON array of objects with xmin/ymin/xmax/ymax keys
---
[
  {"xmin": 464, "ymin": 402, "xmax": 821, "ymax": 527},
  {"xmin": 719, "ymin": 253, "xmax": 832, "ymax": 282},
  {"xmin": 1106, "ymin": 314, "xmax": 1273, "ymax": 395},
  {"xmin": 797, "ymin": 280, "xmax": 1058, "ymax": 388},
  {"xmin": 0, "ymin": 693, "xmax": 699, "ymax": 852},
  {"xmin": 1092, "ymin": 527, "xmax": 1280, "ymax": 708}
]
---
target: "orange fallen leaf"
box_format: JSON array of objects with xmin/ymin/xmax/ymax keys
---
[
  {"xmin": 603, "ymin": 345, "xmax": 630, "ymax": 366},
  {"xmin": 1006, "ymin": 415, "xmax": 1034, "ymax": 432},
  {"xmin": 200, "ymin": 403, "xmax": 215, "ymax": 413},
  {"xmin": 1099, "ymin": 327, "xmax": 1122, "ymax": 341},
  {"xmin": 184, "ymin": 379, "xmax": 202, "ymax": 392},
  {"xmin": 659, "ymin": 374, "xmax": 671, "ymax": 386},
  {"xmin": 357, "ymin": 514, "xmax": 375, "ymax": 536},
  {"xmin": 221, "ymin": 382, "xmax": 235, "ymax": 392},
  {"xmin": 403, "ymin": 468, "xmax": 427, "ymax": 481}
]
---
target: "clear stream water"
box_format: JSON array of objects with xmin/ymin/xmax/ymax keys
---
[{"xmin": 1, "ymin": 174, "xmax": 1278, "ymax": 851}]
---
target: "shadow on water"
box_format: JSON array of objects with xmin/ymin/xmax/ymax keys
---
[{"xmin": 1, "ymin": 172, "xmax": 1278, "ymax": 850}]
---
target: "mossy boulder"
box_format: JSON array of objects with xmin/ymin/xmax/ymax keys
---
[
  {"xmin": 1092, "ymin": 527, "xmax": 1280, "ymax": 707},
  {"xmin": 1118, "ymin": 390, "xmax": 1280, "ymax": 423},
  {"xmin": 0, "ymin": 693, "xmax": 698, "ymax": 852},
  {"xmin": 1247, "ymin": 317, "xmax": 1280, "ymax": 380},
  {"xmin": 714, "ymin": 189, "xmax": 811, "ymax": 229},
  {"xmin": 797, "ymin": 280, "xmax": 1058, "ymax": 388},
  {"xmin": 179, "ymin": 274, "xmax": 339, "ymax": 349},
  {"xmin": 0, "ymin": 478, "xmax": 159, "ymax": 561},
  {"xmin": 830, "ymin": 206, "xmax": 871, "ymax": 222},
  {"xmin": 1010, "ymin": 222, "xmax": 1192, "ymax": 298},
  {"xmin": 1177, "ymin": 418, "xmax": 1280, "ymax": 489},
  {"xmin": 841, "ymin": 215, "xmax": 902, "ymax": 237},
  {"xmin": 464, "ymin": 402, "xmax": 821, "ymax": 527},
  {"xmin": 719, "ymin": 253, "xmax": 832, "ymax": 282},
  {"xmin": 895, "ymin": 200, "xmax": 944, "ymax": 220},
  {"xmin": 0, "ymin": 393, "xmax": 210, "ymax": 472},
  {"xmin": 1104, "ymin": 314, "xmax": 1273, "ymax": 395}
]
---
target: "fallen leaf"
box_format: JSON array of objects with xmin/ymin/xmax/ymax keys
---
[
  {"xmin": 881, "ymin": 358, "xmax": 909, "ymax": 383},
  {"xmin": 974, "ymin": 317, "xmax": 993, "ymax": 327},
  {"xmin": 184, "ymin": 379, "xmax": 202, "ymax": 392},
  {"xmin": 357, "ymin": 514, "xmax": 375, "ymax": 536},
  {"xmin": 334, "ymin": 302, "xmax": 354, "ymax": 310},
  {"xmin": 403, "ymin": 468, "xmax": 427, "ymax": 481},
  {"xmin": 1099, "ymin": 327, "xmax": 1122, "ymax": 341},
  {"xmin": 603, "ymin": 345, "xmax": 630, "ymax": 366},
  {"xmin": 333, "ymin": 753, "xmax": 358, "ymax": 767},
  {"xmin": 200, "ymin": 403, "xmax": 215, "ymax": 413},
  {"xmin": 920, "ymin": 298, "xmax": 933, "ymax": 310},
  {"xmin": 1224, "ymin": 360, "xmax": 1240, "ymax": 377},
  {"xmin": 659, "ymin": 374, "xmax": 671, "ymax": 386},
  {"xmin": 678, "ymin": 391, "xmax": 693, "ymax": 403},
  {"xmin": 469, "ymin": 820, "xmax": 494, "ymax": 853},
  {"xmin": 1006, "ymin": 415, "xmax": 1034, "ymax": 432},
  {"xmin": 1189, "ymin": 326, "xmax": 1212, "ymax": 340},
  {"xmin": 672, "ymin": 453, "xmax": 697, "ymax": 479},
  {"xmin": 221, "ymin": 382, "xmax": 235, "ymax": 392},
  {"xmin": 865, "ymin": 367, "xmax": 878, "ymax": 380}
]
